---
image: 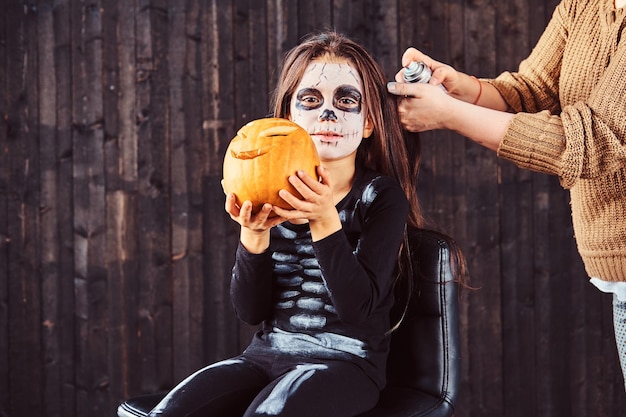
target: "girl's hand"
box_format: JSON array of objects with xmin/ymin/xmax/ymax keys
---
[
  {"xmin": 273, "ymin": 166, "xmax": 342, "ymax": 240},
  {"xmin": 224, "ymin": 192, "xmax": 285, "ymax": 253}
]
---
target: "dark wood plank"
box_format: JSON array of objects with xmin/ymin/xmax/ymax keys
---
[
  {"xmin": 249, "ymin": 1, "xmax": 270, "ymax": 115},
  {"xmin": 567, "ymin": 223, "xmax": 591, "ymax": 416},
  {"xmin": 69, "ymin": 1, "xmax": 109, "ymax": 415},
  {"xmin": 134, "ymin": 0, "xmax": 173, "ymax": 393},
  {"xmin": 233, "ymin": 0, "xmax": 270, "ymax": 125},
  {"xmin": 267, "ymin": 0, "xmax": 299, "ymax": 94},
  {"xmin": 101, "ymin": 0, "xmax": 140, "ymax": 409},
  {"xmin": 0, "ymin": 0, "xmax": 9, "ymax": 413},
  {"xmin": 233, "ymin": 0, "xmax": 251, "ymax": 128},
  {"xmin": 151, "ymin": 1, "xmax": 174, "ymax": 389},
  {"xmin": 397, "ymin": 2, "xmax": 472, "ymax": 410},
  {"xmin": 493, "ymin": 2, "xmax": 538, "ymax": 416},
  {"xmin": 106, "ymin": 0, "xmax": 138, "ymax": 189},
  {"xmin": 203, "ymin": 0, "xmax": 244, "ymax": 361},
  {"xmin": 37, "ymin": 2, "xmax": 65, "ymax": 416},
  {"xmin": 547, "ymin": 180, "xmax": 578, "ymax": 416},
  {"xmin": 105, "ymin": 191, "xmax": 139, "ymax": 402},
  {"xmin": 369, "ymin": 0, "xmax": 398, "ymax": 78},
  {"xmin": 168, "ymin": 0, "xmax": 193, "ymax": 383},
  {"xmin": 530, "ymin": 173, "xmax": 556, "ymax": 417},
  {"xmin": 297, "ymin": 0, "xmax": 332, "ymax": 38},
  {"xmin": 332, "ymin": 0, "xmax": 373, "ymax": 47},
  {"xmin": 575, "ymin": 267, "xmax": 605, "ymax": 417},
  {"xmin": 181, "ymin": 0, "xmax": 212, "ymax": 372},
  {"xmin": 51, "ymin": 0, "xmax": 77, "ymax": 413},
  {"xmin": 168, "ymin": 0, "xmax": 208, "ymax": 382},
  {"xmin": 462, "ymin": 1, "xmax": 504, "ymax": 415},
  {"xmin": 5, "ymin": 2, "xmax": 44, "ymax": 416}
]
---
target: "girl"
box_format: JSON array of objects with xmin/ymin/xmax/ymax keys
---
[{"xmin": 147, "ymin": 31, "xmax": 422, "ymax": 417}]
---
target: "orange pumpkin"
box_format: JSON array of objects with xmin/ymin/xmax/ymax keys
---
[{"xmin": 222, "ymin": 118, "xmax": 320, "ymax": 213}]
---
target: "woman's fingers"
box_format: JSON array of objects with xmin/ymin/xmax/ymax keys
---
[{"xmin": 401, "ymin": 47, "xmax": 430, "ymax": 67}]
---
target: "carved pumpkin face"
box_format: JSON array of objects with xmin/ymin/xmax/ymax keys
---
[{"xmin": 222, "ymin": 118, "xmax": 320, "ymax": 213}]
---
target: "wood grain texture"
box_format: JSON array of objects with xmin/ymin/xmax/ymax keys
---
[
  {"xmin": 0, "ymin": 1, "xmax": 624, "ymax": 416},
  {"xmin": 0, "ymin": 1, "xmax": 10, "ymax": 415}
]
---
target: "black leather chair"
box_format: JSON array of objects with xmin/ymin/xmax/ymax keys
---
[{"xmin": 117, "ymin": 228, "xmax": 461, "ymax": 417}]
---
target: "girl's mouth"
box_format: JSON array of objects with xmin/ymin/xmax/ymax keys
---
[{"xmin": 311, "ymin": 131, "xmax": 342, "ymax": 143}]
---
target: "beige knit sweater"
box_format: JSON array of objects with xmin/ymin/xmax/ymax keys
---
[{"xmin": 491, "ymin": 0, "xmax": 626, "ymax": 281}]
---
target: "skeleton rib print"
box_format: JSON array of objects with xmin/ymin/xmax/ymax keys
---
[
  {"xmin": 268, "ymin": 223, "xmax": 366, "ymax": 358},
  {"xmin": 272, "ymin": 226, "xmax": 331, "ymax": 331}
]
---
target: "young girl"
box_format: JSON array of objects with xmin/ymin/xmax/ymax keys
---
[{"xmin": 146, "ymin": 31, "xmax": 422, "ymax": 417}]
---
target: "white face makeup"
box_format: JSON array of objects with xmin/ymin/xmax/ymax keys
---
[{"xmin": 289, "ymin": 60, "xmax": 369, "ymax": 162}]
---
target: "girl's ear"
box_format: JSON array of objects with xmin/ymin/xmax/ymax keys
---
[{"xmin": 363, "ymin": 117, "xmax": 374, "ymax": 138}]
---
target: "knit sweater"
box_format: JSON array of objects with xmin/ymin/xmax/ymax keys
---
[{"xmin": 490, "ymin": 0, "xmax": 626, "ymax": 282}]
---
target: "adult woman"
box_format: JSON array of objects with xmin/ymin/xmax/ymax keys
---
[
  {"xmin": 142, "ymin": 31, "xmax": 422, "ymax": 417},
  {"xmin": 387, "ymin": 0, "xmax": 626, "ymax": 386}
]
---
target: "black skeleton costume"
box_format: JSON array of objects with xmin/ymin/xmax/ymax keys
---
[{"xmin": 148, "ymin": 166, "xmax": 408, "ymax": 417}]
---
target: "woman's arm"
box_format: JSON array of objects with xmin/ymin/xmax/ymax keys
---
[
  {"xmin": 387, "ymin": 81, "xmax": 514, "ymax": 151},
  {"xmin": 487, "ymin": 0, "xmax": 626, "ymax": 186},
  {"xmin": 386, "ymin": 1, "xmax": 569, "ymax": 151},
  {"xmin": 389, "ymin": 0, "xmax": 626, "ymax": 185}
]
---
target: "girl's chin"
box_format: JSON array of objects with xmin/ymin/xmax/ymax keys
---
[{"xmin": 316, "ymin": 149, "xmax": 358, "ymax": 162}]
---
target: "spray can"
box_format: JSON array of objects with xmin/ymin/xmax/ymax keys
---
[{"xmin": 403, "ymin": 61, "xmax": 432, "ymax": 84}]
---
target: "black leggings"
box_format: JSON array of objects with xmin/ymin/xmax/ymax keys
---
[{"xmin": 147, "ymin": 354, "xmax": 379, "ymax": 417}]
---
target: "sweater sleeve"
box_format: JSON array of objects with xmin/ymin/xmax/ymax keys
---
[
  {"xmin": 491, "ymin": 0, "xmax": 626, "ymax": 188},
  {"xmin": 311, "ymin": 177, "xmax": 409, "ymax": 325},
  {"xmin": 488, "ymin": 0, "xmax": 568, "ymax": 115}
]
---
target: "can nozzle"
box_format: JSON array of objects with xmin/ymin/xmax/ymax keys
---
[{"xmin": 403, "ymin": 61, "xmax": 432, "ymax": 83}]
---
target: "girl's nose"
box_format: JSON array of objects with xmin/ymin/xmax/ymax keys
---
[{"xmin": 318, "ymin": 109, "xmax": 338, "ymax": 122}]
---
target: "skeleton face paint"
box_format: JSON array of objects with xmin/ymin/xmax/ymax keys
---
[{"xmin": 289, "ymin": 61, "xmax": 367, "ymax": 162}]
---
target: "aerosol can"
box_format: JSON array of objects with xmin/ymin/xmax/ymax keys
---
[{"xmin": 402, "ymin": 61, "xmax": 432, "ymax": 83}]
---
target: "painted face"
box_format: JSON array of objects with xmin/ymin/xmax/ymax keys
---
[{"xmin": 289, "ymin": 61, "xmax": 369, "ymax": 161}]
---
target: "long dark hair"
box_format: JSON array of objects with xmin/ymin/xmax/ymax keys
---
[
  {"xmin": 271, "ymin": 31, "xmax": 427, "ymax": 331},
  {"xmin": 271, "ymin": 31, "xmax": 422, "ymax": 229}
]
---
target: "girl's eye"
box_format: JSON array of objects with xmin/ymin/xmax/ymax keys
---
[
  {"xmin": 302, "ymin": 96, "xmax": 320, "ymax": 105},
  {"xmin": 338, "ymin": 97, "xmax": 358, "ymax": 107},
  {"xmin": 295, "ymin": 88, "xmax": 323, "ymax": 110},
  {"xmin": 333, "ymin": 85, "xmax": 362, "ymax": 113}
]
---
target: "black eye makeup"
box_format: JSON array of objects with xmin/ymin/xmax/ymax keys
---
[
  {"xmin": 294, "ymin": 85, "xmax": 362, "ymax": 114},
  {"xmin": 333, "ymin": 85, "xmax": 362, "ymax": 114},
  {"xmin": 295, "ymin": 88, "xmax": 323, "ymax": 111}
]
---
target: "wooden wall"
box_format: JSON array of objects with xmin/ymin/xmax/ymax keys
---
[{"xmin": 1, "ymin": 0, "xmax": 624, "ymax": 416}]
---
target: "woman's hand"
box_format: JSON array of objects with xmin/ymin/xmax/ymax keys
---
[
  {"xmin": 387, "ymin": 82, "xmax": 453, "ymax": 132},
  {"xmin": 395, "ymin": 47, "xmax": 492, "ymax": 106},
  {"xmin": 273, "ymin": 166, "xmax": 342, "ymax": 241},
  {"xmin": 388, "ymin": 47, "xmax": 463, "ymax": 133},
  {"xmin": 224, "ymin": 192, "xmax": 285, "ymax": 253},
  {"xmin": 396, "ymin": 48, "xmax": 460, "ymax": 93}
]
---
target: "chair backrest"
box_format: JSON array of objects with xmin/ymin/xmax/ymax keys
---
[{"xmin": 374, "ymin": 228, "xmax": 462, "ymax": 416}]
